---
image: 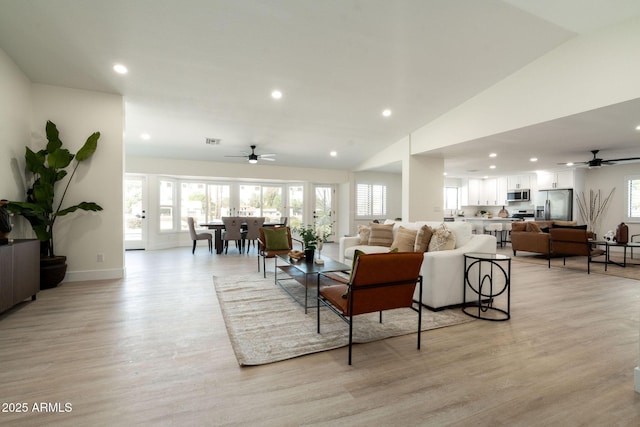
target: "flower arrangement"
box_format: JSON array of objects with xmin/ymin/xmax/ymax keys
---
[{"xmin": 576, "ymin": 188, "xmax": 615, "ymax": 236}]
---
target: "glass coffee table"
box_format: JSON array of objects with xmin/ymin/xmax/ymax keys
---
[{"xmin": 275, "ymin": 254, "xmax": 350, "ymax": 313}]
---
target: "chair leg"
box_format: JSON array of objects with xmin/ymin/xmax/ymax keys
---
[
  {"xmin": 348, "ymin": 313, "xmax": 354, "ymax": 365},
  {"xmin": 192, "ymin": 240, "xmax": 196, "ymax": 254}
]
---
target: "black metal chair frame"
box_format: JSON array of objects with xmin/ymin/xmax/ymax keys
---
[
  {"xmin": 548, "ymin": 235, "xmax": 606, "ymax": 274},
  {"xmin": 317, "ymin": 274, "xmax": 423, "ymax": 365}
]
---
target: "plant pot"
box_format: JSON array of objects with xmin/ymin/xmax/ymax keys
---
[
  {"xmin": 40, "ymin": 255, "xmax": 67, "ymax": 289},
  {"xmin": 304, "ymin": 249, "xmax": 315, "ymax": 263}
]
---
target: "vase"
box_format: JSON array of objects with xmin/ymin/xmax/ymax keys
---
[{"xmin": 304, "ymin": 249, "xmax": 315, "ymax": 263}]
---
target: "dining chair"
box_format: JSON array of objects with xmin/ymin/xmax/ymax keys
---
[
  {"xmin": 243, "ymin": 217, "xmax": 265, "ymax": 253},
  {"xmin": 317, "ymin": 252, "xmax": 424, "ymax": 365},
  {"xmin": 221, "ymin": 216, "xmax": 244, "ymax": 254},
  {"xmin": 187, "ymin": 217, "xmax": 212, "ymax": 254}
]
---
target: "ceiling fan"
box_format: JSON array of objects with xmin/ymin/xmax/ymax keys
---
[
  {"xmin": 559, "ymin": 150, "xmax": 640, "ymax": 168},
  {"xmin": 225, "ymin": 145, "xmax": 276, "ymax": 164}
]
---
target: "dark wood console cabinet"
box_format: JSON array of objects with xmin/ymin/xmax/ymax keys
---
[{"xmin": 0, "ymin": 239, "xmax": 40, "ymax": 314}]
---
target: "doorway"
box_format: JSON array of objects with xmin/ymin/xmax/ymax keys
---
[
  {"xmin": 124, "ymin": 175, "xmax": 148, "ymax": 250},
  {"xmin": 313, "ymin": 185, "xmax": 336, "ymax": 242}
]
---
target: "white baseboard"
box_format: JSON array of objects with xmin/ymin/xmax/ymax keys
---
[
  {"xmin": 64, "ymin": 268, "xmax": 125, "ymax": 283},
  {"xmin": 635, "ymin": 367, "xmax": 640, "ymax": 393}
]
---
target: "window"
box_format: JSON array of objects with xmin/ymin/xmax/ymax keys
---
[
  {"xmin": 356, "ymin": 183, "xmax": 386, "ymax": 217},
  {"xmin": 444, "ymin": 187, "xmax": 459, "ymax": 211},
  {"xmin": 159, "ymin": 180, "xmax": 175, "ymax": 231},
  {"xmin": 239, "ymin": 184, "xmax": 284, "ymax": 221},
  {"xmin": 626, "ymin": 175, "xmax": 640, "ymax": 222},
  {"xmin": 180, "ymin": 182, "xmax": 207, "ymax": 229}
]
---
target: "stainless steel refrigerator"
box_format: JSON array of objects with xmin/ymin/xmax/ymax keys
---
[{"xmin": 535, "ymin": 189, "xmax": 573, "ymax": 221}]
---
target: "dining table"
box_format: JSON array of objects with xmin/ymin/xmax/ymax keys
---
[{"xmin": 200, "ymin": 220, "xmax": 285, "ymax": 254}]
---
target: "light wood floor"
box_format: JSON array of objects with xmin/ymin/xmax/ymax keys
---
[{"xmin": 1, "ymin": 242, "xmax": 640, "ymax": 426}]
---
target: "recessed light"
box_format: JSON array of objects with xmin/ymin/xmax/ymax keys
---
[
  {"xmin": 489, "ymin": 165, "xmax": 496, "ymax": 169},
  {"xmin": 489, "ymin": 153, "xmax": 497, "ymax": 158},
  {"xmin": 382, "ymin": 109, "xmax": 392, "ymax": 117},
  {"xmin": 636, "ymin": 125, "xmax": 640, "ymax": 130},
  {"xmin": 140, "ymin": 133, "xmax": 151, "ymax": 140},
  {"xmin": 113, "ymin": 64, "xmax": 128, "ymax": 74},
  {"xmin": 271, "ymin": 90, "xmax": 283, "ymax": 99},
  {"xmin": 443, "ymin": 172, "xmax": 447, "ymax": 176},
  {"xmin": 530, "ymin": 157, "xmax": 538, "ymax": 162},
  {"xmin": 330, "ymin": 151, "xmax": 337, "ymax": 157}
]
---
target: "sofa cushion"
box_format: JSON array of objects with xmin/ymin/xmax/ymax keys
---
[
  {"xmin": 391, "ymin": 226, "xmax": 418, "ymax": 252},
  {"xmin": 428, "ymin": 224, "xmax": 456, "ymax": 251},
  {"xmin": 358, "ymin": 225, "xmax": 371, "ymax": 245},
  {"xmin": 368, "ymin": 223, "xmax": 394, "ymax": 247},
  {"xmin": 414, "ymin": 224, "xmax": 434, "ymax": 252},
  {"xmin": 344, "ymin": 245, "xmax": 392, "ymax": 260}
]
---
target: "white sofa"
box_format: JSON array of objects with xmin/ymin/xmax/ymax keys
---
[{"xmin": 339, "ymin": 221, "xmax": 497, "ymax": 310}]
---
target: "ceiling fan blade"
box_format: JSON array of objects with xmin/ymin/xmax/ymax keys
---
[
  {"xmin": 224, "ymin": 155, "xmax": 249, "ymax": 158},
  {"xmin": 259, "ymin": 153, "xmax": 276, "ymax": 158},
  {"xmin": 605, "ymin": 157, "xmax": 640, "ymax": 162},
  {"xmin": 260, "ymin": 157, "xmax": 276, "ymax": 161}
]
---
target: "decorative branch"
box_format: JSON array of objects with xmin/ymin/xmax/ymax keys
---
[{"xmin": 576, "ymin": 188, "xmax": 615, "ymax": 234}]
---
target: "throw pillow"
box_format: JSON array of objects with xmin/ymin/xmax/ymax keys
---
[
  {"xmin": 357, "ymin": 225, "xmax": 371, "ymax": 245},
  {"xmin": 414, "ymin": 224, "xmax": 434, "ymax": 252},
  {"xmin": 390, "ymin": 226, "xmax": 418, "ymax": 252},
  {"xmin": 262, "ymin": 227, "xmax": 289, "ymax": 250},
  {"xmin": 368, "ymin": 223, "xmax": 394, "ymax": 247},
  {"xmin": 428, "ymin": 224, "xmax": 456, "ymax": 252},
  {"xmin": 511, "ymin": 222, "xmax": 527, "ymax": 232},
  {"xmin": 526, "ymin": 222, "xmax": 542, "ymax": 233}
]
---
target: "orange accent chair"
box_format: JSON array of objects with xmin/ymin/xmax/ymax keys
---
[
  {"xmin": 317, "ymin": 252, "xmax": 424, "ymax": 365},
  {"xmin": 548, "ymin": 228, "xmax": 605, "ymax": 274}
]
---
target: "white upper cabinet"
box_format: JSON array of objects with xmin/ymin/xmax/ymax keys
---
[
  {"xmin": 538, "ymin": 170, "xmax": 574, "ymax": 190},
  {"xmin": 465, "ymin": 178, "xmax": 503, "ymax": 206},
  {"xmin": 507, "ymin": 174, "xmax": 532, "ymax": 190}
]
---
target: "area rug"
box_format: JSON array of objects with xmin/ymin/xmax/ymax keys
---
[
  {"xmin": 214, "ymin": 274, "xmax": 474, "ymax": 366},
  {"xmin": 510, "ymin": 252, "xmax": 640, "ymax": 280}
]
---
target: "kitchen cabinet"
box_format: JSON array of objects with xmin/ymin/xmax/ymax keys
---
[
  {"xmin": 538, "ymin": 170, "xmax": 574, "ymax": 190},
  {"xmin": 465, "ymin": 178, "xmax": 502, "ymax": 206},
  {"xmin": 507, "ymin": 174, "xmax": 532, "ymax": 190}
]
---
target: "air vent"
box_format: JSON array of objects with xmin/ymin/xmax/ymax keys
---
[{"xmin": 205, "ymin": 138, "xmax": 221, "ymax": 145}]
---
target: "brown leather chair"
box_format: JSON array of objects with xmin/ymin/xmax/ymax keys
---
[
  {"xmin": 317, "ymin": 252, "xmax": 424, "ymax": 365},
  {"xmin": 548, "ymin": 228, "xmax": 605, "ymax": 274},
  {"xmin": 257, "ymin": 226, "xmax": 298, "ymax": 277}
]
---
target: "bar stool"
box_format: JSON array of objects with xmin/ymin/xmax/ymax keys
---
[
  {"xmin": 502, "ymin": 222, "xmax": 512, "ymax": 245},
  {"xmin": 485, "ymin": 223, "xmax": 503, "ymax": 247}
]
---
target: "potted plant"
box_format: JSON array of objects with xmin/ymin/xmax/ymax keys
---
[
  {"xmin": 7, "ymin": 121, "xmax": 103, "ymax": 288},
  {"xmin": 295, "ymin": 224, "xmax": 320, "ymax": 262}
]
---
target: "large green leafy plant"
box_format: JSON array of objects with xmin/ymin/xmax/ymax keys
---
[{"xmin": 8, "ymin": 121, "xmax": 103, "ymax": 257}]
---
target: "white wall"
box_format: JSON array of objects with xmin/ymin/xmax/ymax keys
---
[
  {"xmin": 0, "ymin": 48, "xmax": 32, "ymax": 216},
  {"xmin": 0, "ymin": 48, "xmax": 125, "ymax": 282},
  {"xmin": 30, "ymin": 84, "xmax": 124, "ymax": 281},
  {"xmin": 410, "ymin": 17, "xmax": 640, "ymax": 153}
]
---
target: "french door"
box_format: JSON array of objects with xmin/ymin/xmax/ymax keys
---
[
  {"xmin": 313, "ymin": 185, "xmax": 336, "ymax": 242},
  {"xmin": 124, "ymin": 175, "xmax": 148, "ymax": 250}
]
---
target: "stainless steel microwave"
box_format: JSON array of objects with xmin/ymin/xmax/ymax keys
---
[{"xmin": 506, "ymin": 189, "xmax": 530, "ymax": 202}]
